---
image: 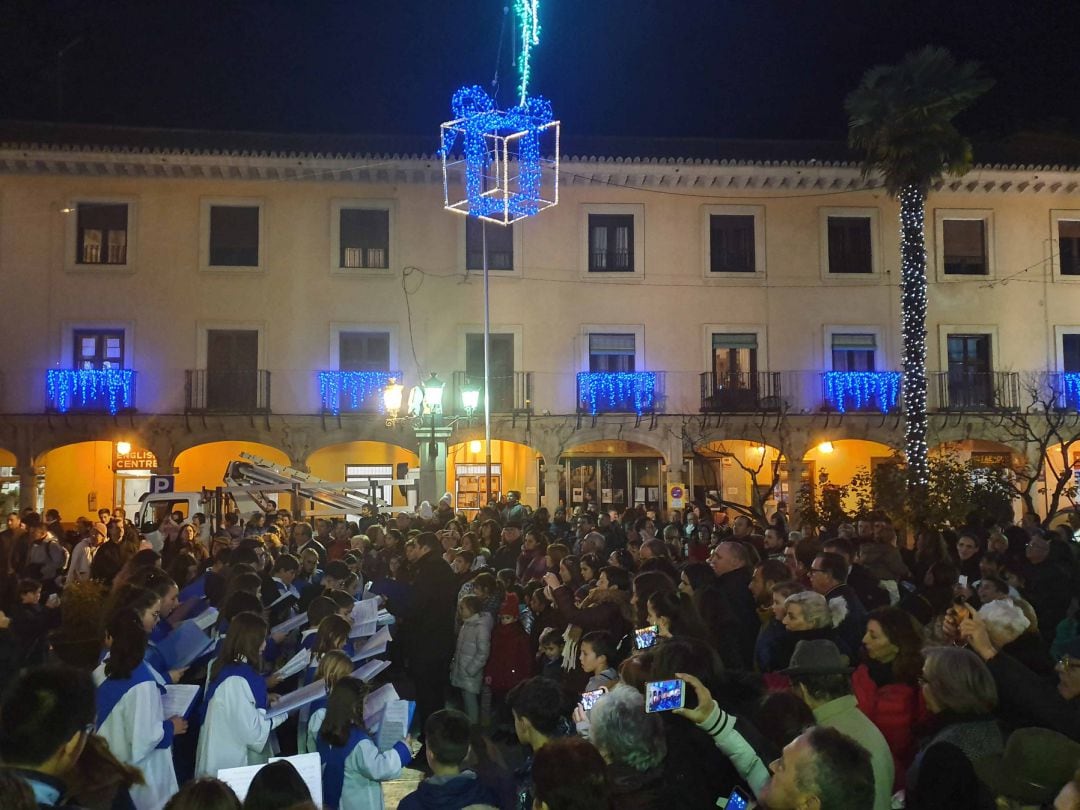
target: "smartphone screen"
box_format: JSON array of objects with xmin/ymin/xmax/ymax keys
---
[
  {"xmin": 645, "ymin": 679, "xmax": 685, "ymax": 713},
  {"xmin": 579, "ymin": 688, "xmax": 605, "ymax": 712},
  {"xmin": 635, "ymin": 625, "xmax": 659, "ymax": 650},
  {"xmin": 726, "ymin": 786, "xmax": 751, "ymax": 810},
  {"xmin": 958, "ymin": 574, "xmax": 969, "ymax": 588}
]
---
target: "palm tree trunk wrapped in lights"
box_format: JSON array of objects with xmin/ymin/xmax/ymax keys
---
[{"xmin": 846, "ymin": 46, "xmax": 992, "ymax": 494}]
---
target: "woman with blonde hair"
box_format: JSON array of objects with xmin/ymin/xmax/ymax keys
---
[{"xmin": 760, "ymin": 590, "xmax": 848, "ymax": 672}]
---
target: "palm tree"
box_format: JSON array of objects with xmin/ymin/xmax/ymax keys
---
[{"xmin": 846, "ymin": 46, "xmax": 992, "ymax": 494}]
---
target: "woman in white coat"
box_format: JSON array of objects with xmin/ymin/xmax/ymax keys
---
[
  {"xmin": 195, "ymin": 610, "xmax": 284, "ymax": 778},
  {"xmin": 96, "ymin": 609, "xmax": 188, "ymax": 810}
]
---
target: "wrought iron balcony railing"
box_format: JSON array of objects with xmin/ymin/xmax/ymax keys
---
[
  {"xmin": 699, "ymin": 371, "xmax": 782, "ymax": 413},
  {"xmin": 822, "ymin": 371, "xmax": 902, "ymax": 413},
  {"xmin": 46, "ymin": 368, "xmax": 136, "ymax": 415},
  {"xmin": 186, "ymin": 369, "xmax": 271, "ymax": 413},
  {"xmin": 577, "ymin": 371, "xmax": 664, "ymax": 415}
]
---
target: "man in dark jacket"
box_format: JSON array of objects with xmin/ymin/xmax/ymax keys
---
[
  {"xmin": 491, "ymin": 523, "xmax": 524, "ymax": 573},
  {"xmin": 709, "ymin": 541, "xmax": 761, "ymax": 666},
  {"xmin": 810, "ymin": 552, "xmax": 868, "ymax": 655},
  {"xmin": 401, "ymin": 532, "xmax": 460, "ymax": 744},
  {"xmin": 1023, "ymin": 536, "xmax": 1073, "ymax": 642},
  {"xmin": 823, "ymin": 538, "xmax": 889, "ymax": 612}
]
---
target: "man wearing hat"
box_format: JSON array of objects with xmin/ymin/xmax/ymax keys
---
[
  {"xmin": 974, "ymin": 727, "xmax": 1080, "ymax": 807},
  {"xmin": 65, "ymin": 521, "xmax": 106, "ymax": 588},
  {"xmin": 785, "ymin": 639, "xmax": 894, "ymax": 810}
]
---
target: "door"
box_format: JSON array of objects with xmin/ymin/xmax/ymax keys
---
[
  {"xmin": 947, "ymin": 334, "xmax": 992, "ymax": 407},
  {"xmin": 207, "ymin": 329, "xmax": 259, "ymax": 411},
  {"xmin": 711, "ymin": 334, "xmax": 758, "ymax": 409},
  {"xmin": 466, "ymin": 333, "xmax": 515, "ymax": 412}
]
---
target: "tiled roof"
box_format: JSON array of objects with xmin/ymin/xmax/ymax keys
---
[{"xmin": 0, "ymin": 120, "xmax": 1078, "ymax": 171}]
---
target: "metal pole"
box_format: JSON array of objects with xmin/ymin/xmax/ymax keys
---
[{"xmin": 482, "ymin": 220, "xmax": 493, "ymax": 507}]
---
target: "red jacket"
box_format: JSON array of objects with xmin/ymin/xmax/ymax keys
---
[
  {"xmin": 851, "ymin": 663, "xmax": 927, "ymax": 789},
  {"xmin": 484, "ymin": 621, "xmax": 533, "ymax": 695}
]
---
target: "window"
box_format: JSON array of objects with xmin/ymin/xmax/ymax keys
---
[
  {"xmin": 465, "ymin": 333, "xmax": 515, "ymax": 411},
  {"xmin": 76, "ymin": 203, "xmax": 128, "ymax": 265},
  {"xmin": 209, "ymin": 205, "xmax": 260, "ymax": 266},
  {"xmin": 588, "ymin": 215, "xmax": 634, "ymax": 272},
  {"xmin": 466, "ymin": 218, "xmax": 513, "ymax": 271},
  {"xmin": 74, "ymin": 329, "xmax": 124, "ymax": 369},
  {"xmin": 709, "ymin": 215, "xmax": 755, "ymax": 273},
  {"xmin": 339, "ymin": 208, "xmax": 389, "ymax": 269},
  {"xmin": 1060, "ymin": 220, "xmax": 1080, "ymax": 276},
  {"xmin": 831, "ymin": 334, "xmax": 876, "ymax": 371},
  {"xmin": 827, "ymin": 217, "xmax": 872, "ymax": 274},
  {"xmin": 589, "ymin": 333, "xmax": 636, "ymax": 372},
  {"xmin": 943, "ymin": 220, "xmax": 987, "ymax": 275},
  {"xmin": 345, "ymin": 464, "xmax": 394, "ymax": 512},
  {"xmin": 1064, "ymin": 334, "xmax": 1080, "ymax": 373},
  {"xmin": 712, "ymin": 333, "xmax": 757, "ymax": 378},
  {"xmin": 339, "ymin": 332, "xmax": 390, "ymax": 372}
]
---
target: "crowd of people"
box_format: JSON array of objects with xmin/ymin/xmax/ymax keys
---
[{"xmin": 3, "ymin": 489, "xmax": 1080, "ymax": 809}]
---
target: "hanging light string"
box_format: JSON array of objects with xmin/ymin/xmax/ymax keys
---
[{"xmin": 515, "ymin": 0, "xmax": 541, "ymax": 106}]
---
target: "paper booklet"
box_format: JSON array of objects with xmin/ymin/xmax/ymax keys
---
[
  {"xmin": 377, "ymin": 608, "xmax": 395, "ymax": 626},
  {"xmin": 349, "ymin": 600, "xmax": 379, "ymax": 638},
  {"xmin": 271, "ymin": 611, "xmax": 308, "ymax": 636},
  {"xmin": 272, "ymin": 648, "xmax": 312, "ymax": 681},
  {"xmin": 192, "ymin": 607, "xmax": 219, "ymax": 631},
  {"xmin": 350, "ymin": 626, "xmax": 391, "ymax": 662},
  {"xmin": 161, "ymin": 684, "xmax": 200, "ymax": 718},
  {"xmin": 362, "ymin": 684, "xmax": 414, "ymax": 751},
  {"xmin": 351, "ymin": 659, "xmax": 391, "ymax": 683},
  {"xmin": 156, "ymin": 620, "xmax": 214, "ymax": 670},
  {"xmin": 267, "ymin": 679, "xmax": 327, "ymax": 719},
  {"xmin": 218, "ymin": 752, "xmax": 323, "ymax": 807}
]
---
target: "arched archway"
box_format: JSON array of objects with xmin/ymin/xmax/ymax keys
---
[
  {"xmin": 559, "ymin": 439, "xmax": 666, "ymax": 514},
  {"xmin": 802, "ymin": 439, "xmax": 898, "ymax": 516},
  {"xmin": 306, "ymin": 441, "xmax": 420, "ymax": 512},
  {"xmin": 446, "ymin": 438, "xmax": 543, "ymax": 513},
  {"xmin": 173, "ymin": 441, "xmax": 292, "ymax": 496},
  {"xmin": 36, "ymin": 439, "xmax": 160, "ymax": 521},
  {"xmin": 692, "ymin": 439, "xmax": 787, "ymax": 524},
  {"xmin": 0, "ymin": 448, "xmax": 19, "ymax": 515}
]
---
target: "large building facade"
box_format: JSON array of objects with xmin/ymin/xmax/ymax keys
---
[{"xmin": 1, "ymin": 122, "xmax": 1078, "ymax": 522}]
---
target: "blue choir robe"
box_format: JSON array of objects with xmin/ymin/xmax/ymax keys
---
[
  {"xmin": 318, "ymin": 726, "xmax": 412, "ymax": 810},
  {"xmin": 194, "ymin": 662, "xmax": 279, "ymax": 778},
  {"xmin": 96, "ymin": 661, "xmax": 178, "ymax": 810}
]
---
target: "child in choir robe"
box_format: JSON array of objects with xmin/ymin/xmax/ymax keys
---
[
  {"xmin": 95, "ymin": 587, "xmax": 167, "ymax": 686},
  {"xmin": 95, "ymin": 609, "xmax": 188, "ymax": 810},
  {"xmin": 299, "ymin": 649, "xmax": 353, "ymax": 754},
  {"xmin": 195, "ymin": 611, "xmax": 284, "ymax": 778},
  {"xmin": 317, "ymin": 677, "xmax": 413, "ymax": 810},
  {"xmin": 303, "ymin": 614, "xmax": 351, "ymax": 685}
]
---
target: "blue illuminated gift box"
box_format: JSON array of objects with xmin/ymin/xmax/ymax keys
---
[{"xmin": 440, "ymin": 86, "xmax": 560, "ymax": 226}]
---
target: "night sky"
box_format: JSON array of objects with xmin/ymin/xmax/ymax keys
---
[{"xmin": 2, "ymin": 0, "xmax": 1079, "ymax": 143}]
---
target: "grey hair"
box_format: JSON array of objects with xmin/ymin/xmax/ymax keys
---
[
  {"xmin": 787, "ymin": 530, "xmax": 804, "ymax": 545},
  {"xmin": 589, "ymin": 684, "xmax": 667, "ymax": 772},
  {"xmin": 978, "ymin": 599, "xmax": 1030, "ymax": 647},
  {"xmin": 784, "ymin": 590, "xmax": 846, "ymax": 629},
  {"xmin": 923, "ymin": 646, "xmax": 998, "ymax": 715}
]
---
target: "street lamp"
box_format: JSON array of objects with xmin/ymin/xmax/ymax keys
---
[
  {"xmin": 461, "ymin": 384, "xmax": 480, "ymax": 417},
  {"xmin": 382, "ymin": 377, "xmax": 404, "ymax": 426},
  {"xmin": 422, "ymin": 373, "xmax": 445, "ymax": 415}
]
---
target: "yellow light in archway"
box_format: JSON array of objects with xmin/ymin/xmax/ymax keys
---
[
  {"xmin": 750, "ymin": 444, "xmax": 765, "ymax": 455},
  {"xmin": 116, "ymin": 441, "xmax": 132, "ymax": 456},
  {"xmin": 469, "ymin": 440, "xmax": 483, "ymax": 454},
  {"xmin": 818, "ymin": 441, "xmax": 835, "ymax": 454}
]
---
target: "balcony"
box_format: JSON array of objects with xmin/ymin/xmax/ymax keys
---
[
  {"xmin": 822, "ymin": 371, "xmax": 902, "ymax": 413},
  {"xmin": 931, "ymin": 371, "xmax": 1019, "ymax": 411},
  {"xmin": 700, "ymin": 371, "xmax": 782, "ymax": 413},
  {"xmin": 577, "ymin": 371, "xmax": 663, "ymax": 415},
  {"xmin": 186, "ymin": 369, "xmax": 271, "ymax": 414},
  {"xmin": 318, "ymin": 370, "xmax": 402, "ymax": 415},
  {"xmin": 449, "ymin": 371, "xmax": 532, "ymax": 416},
  {"xmin": 46, "ymin": 369, "xmax": 137, "ymax": 415}
]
